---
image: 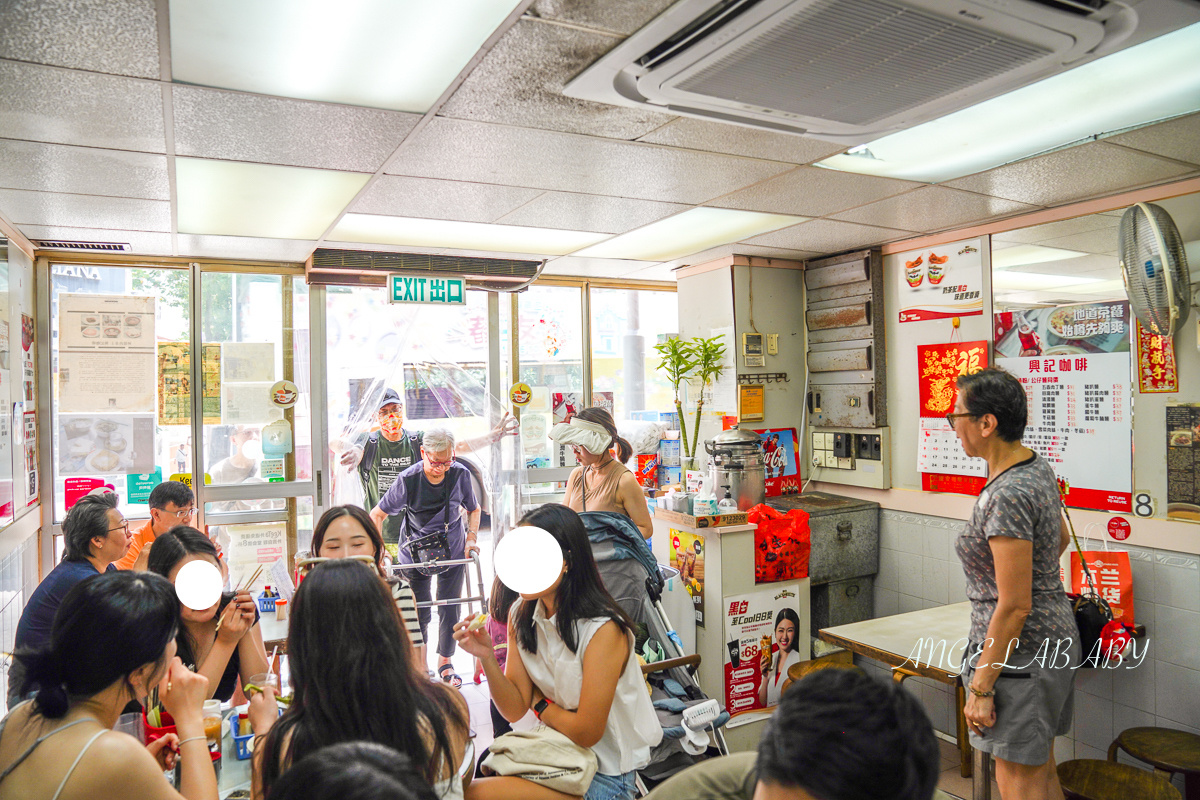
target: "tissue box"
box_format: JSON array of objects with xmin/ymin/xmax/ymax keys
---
[
  {"xmin": 658, "ymin": 439, "xmax": 681, "ymax": 466},
  {"xmin": 635, "ymin": 455, "xmax": 659, "ymax": 488}
]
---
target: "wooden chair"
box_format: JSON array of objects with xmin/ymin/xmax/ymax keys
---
[
  {"xmin": 1109, "ymin": 727, "xmax": 1200, "ymax": 800},
  {"xmin": 1058, "ymin": 759, "xmax": 1181, "ymax": 800}
]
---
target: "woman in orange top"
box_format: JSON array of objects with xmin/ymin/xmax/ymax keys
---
[{"xmin": 551, "ymin": 408, "xmax": 653, "ymax": 540}]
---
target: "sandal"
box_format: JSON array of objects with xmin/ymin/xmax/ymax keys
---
[
  {"xmin": 474, "ymin": 658, "xmax": 484, "ymax": 685},
  {"xmin": 438, "ymin": 663, "xmax": 463, "ymax": 688}
]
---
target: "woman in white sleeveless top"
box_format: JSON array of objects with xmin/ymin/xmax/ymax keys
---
[{"xmin": 457, "ymin": 504, "xmax": 662, "ymax": 800}]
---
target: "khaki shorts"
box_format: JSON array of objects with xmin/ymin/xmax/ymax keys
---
[{"xmin": 963, "ymin": 638, "xmax": 1079, "ymax": 766}]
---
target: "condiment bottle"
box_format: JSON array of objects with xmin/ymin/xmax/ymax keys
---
[{"xmin": 275, "ymin": 598, "xmax": 288, "ymax": 621}]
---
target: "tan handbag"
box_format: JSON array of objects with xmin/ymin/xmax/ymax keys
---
[{"xmin": 481, "ymin": 725, "xmax": 598, "ymax": 795}]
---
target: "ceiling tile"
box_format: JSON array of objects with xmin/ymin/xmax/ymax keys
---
[
  {"xmin": 17, "ymin": 224, "xmax": 173, "ymax": 255},
  {"xmin": 542, "ymin": 255, "xmax": 656, "ymax": 278},
  {"xmin": 0, "ymin": 188, "xmax": 170, "ymax": 231},
  {"xmin": 1038, "ymin": 228, "xmax": 1119, "ymax": 256},
  {"xmin": 708, "ymin": 166, "xmax": 920, "ymax": 217},
  {"xmin": 657, "ymin": 243, "xmax": 820, "ymax": 273},
  {"xmin": 992, "ymin": 214, "xmax": 1118, "ymax": 244},
  {"xmin": 0, "ymin": 0, "xmax": 159, "ymax": 79},
  {"xmin": 350, "ymin": 176, "xmax": 542, "ymax": 223},
  {"xmin": 496, "ymin": 192, "xmax": 687, "ymax": 233},
  {"xmin": 0, "ymin": 139, "xmax": 168, "ymax": 199},
  {"xmin": 637, "ymin": 118, "xmax": 845, "ymax": 164},
  {"xmin": 175, "ymin": 234, "xmax": 315, "ymax": 262},
  {"xmin": 943, "ymin": 143, "xmax": 1194, "ymax": 207},
  {"xmin": 1106, "ymin": 113, "xmax": 1200, "ymax": 168},
  {"xmin": 744, "ymin": 219, "xmax": 918, "ymax": 253},
  {"xmin": 530, "ymin": 0, "xmax": 676, "ymax": 35},
  {"xmin": 173, "ymin": 86, "xmax": 419, "ymax": 172},
  {"xmin": 438, "ymin": 19, "xmax": 669, "ymax": 140},
  {"xmin": 832, "ymin": 186, "xmax": 1037, "ymax": 233},
  {"xmin": 0, "ymin": 60, "xmax": 165, "ymax": 152},
  {"xmin": 386, "ymin": 117, "xmax": 792, "ymax": 204}
]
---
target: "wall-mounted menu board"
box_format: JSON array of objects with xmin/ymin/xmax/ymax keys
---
[{"xmin": 995, "ymin": 301, "xmax": 1132, "ymax": 513}]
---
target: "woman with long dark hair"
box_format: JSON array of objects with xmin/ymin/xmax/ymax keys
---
[
  {"xmin": 758, "ymin": 607, "xmax": 802, "ymax": 707},
  {"xmin": 0, "ymin": 571, "xmax": 219, "ymax": 800},
  {"xmin": 550, "ymin": 408, "xmax": 652, "ymax": 540},
  {"xmin": 308, "ymin": 505, "xmax": 425, "ymax": 665},
  {"xmin": 148, "ymin": 526, "xmax": 270, "ymax": 701},
  {"xmin": 253, "ymin": 559, "xmax": 472, "ymax": 800},
  {"xmin": 456, "ymin": 504, "xmax": 662, "ymax": 800}
]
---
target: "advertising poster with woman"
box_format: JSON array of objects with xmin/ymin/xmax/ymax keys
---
[{"xmin": 723, "ymin": 585, "xmax": 802, "ymax": 716}]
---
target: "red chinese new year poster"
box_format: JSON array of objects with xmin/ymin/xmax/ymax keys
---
[
  {"xmin": 1135, "ymin": 321, "xmax": 1178, "ymax": 393},
  {"xmin": 916, "ymin": 341, "xmax": 988, "ymax": 495}
]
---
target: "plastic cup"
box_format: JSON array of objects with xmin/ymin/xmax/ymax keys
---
[
  {"xmin": 113, "ymin": 712, "xmax": 144, "ymax": 740},
  {"xmin": 247, "ymin": 672, "xmax": 279, "ymax": 695}
]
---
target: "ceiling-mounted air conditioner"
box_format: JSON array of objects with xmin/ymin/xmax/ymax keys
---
[{"xmin": 565, "ymin": 0, "xmax": 1200, "ymax": 144}]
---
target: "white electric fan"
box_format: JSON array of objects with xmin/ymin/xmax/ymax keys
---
[{"xmin": 1118, "ymin": 202, "xmax": 1191, "ymax": 336}]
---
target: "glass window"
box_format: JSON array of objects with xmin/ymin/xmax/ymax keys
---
[
  {"xmin": 517, "ymin": 285, "xmax": 583, "ymax": 469},
  {"xmin": 49, "ymin": 264, "xmax": 191, "ymax": 521},
  {"xmin": 204, "ymin": 495, "xmax": 313, "ymax": 592},
  {"xmin": 589, "ymin": 288, "xmax": 678, "ymax": 421}
]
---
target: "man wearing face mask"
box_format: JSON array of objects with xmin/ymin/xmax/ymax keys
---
[{"xmin": 210, "ymin": 425, "xmax": 263, "ymax": 486}]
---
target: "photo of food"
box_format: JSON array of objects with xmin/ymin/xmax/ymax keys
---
[
  {"xmin": 927, "ymin": 252, "xmax": 948, "ymax": 284},
  {"xmin": 102, "ymin": 314, "xmax": 122, "ymax": 326},
  {"xmin": 1169, "ymin": 431, "xmax": 1193, "ymax": 447},
  {"xmin": 58, "ymin": 414, "xmax": 154, "ymax": 475},
  {"xmin": 124, "ymin": 316, "xmax": 141, "ymax": 327},
  {"xmin": 81, "ymin": 327, "xmax": 99, "ymax": 338},
  {"xmin": 103, "ymin": 327, "xmax": 122, "ymax": 338}
]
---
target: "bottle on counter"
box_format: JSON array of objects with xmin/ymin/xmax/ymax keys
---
[{"xmin": 717, "ymin": 486, "xmax": 738, "ymax": 513}]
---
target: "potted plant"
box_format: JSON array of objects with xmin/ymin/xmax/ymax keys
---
[
  {"xmin": 653, "ymin": 336, "xmax": 697, "ymax": 462},
  {"xmin": 685, "ymin": 335, "xmax": 727, "ymax": 468}
]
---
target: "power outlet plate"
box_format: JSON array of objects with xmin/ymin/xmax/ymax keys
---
[
  {"xmin": 767, "ymin": 333, "xmax": 778, "ymax": 355},
  {"xmin": 807, "ymin": 425, "xmax": 891, "ymax": 489}
]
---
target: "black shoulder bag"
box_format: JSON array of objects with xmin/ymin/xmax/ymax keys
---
[
  {"xmin": 1061, "ymin": 497, "xmax": 1113, "ymax": 669},
  {"xmin": 399, "ymin": 470, "xmax": 454, "ymax": 577}
]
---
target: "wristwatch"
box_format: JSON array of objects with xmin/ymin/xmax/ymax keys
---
[{"xmin": 533, "ymin": 698, "xmax": 551, "ymax": 718}]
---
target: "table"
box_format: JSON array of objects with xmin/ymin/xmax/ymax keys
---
[
  {"xmin": 259, "ymin": 610, "xmax": 287, "ymax": 654},
  {"xmin": 818, "ymin": 603, "xmax": 990, "ymax": 798}
]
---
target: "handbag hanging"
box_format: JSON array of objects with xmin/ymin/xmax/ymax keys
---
[
  {"xmin": 400, "ymin": 471, "xmax": 454, "ymax": 576},
  {"xmin": 1060, "ymin": 496, "xmax": 1114, "ymax": 669}
]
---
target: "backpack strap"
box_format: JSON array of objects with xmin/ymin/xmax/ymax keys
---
[{"xmin": 359, "ymin": 434, "xmax": 380, "ymax": 482}]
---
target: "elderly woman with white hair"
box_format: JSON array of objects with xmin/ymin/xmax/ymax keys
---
[{"xmin": 370, "ymin": 428, "xmax": 481, "ymax": 687}]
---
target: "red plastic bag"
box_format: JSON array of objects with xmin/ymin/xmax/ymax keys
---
[{"xmin": 750, "ymin": 504, "xmax": 810, "ymax": 584}]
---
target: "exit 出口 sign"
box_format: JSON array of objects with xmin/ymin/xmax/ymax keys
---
[{"xmin": 388, "ymin": 274, "xmax": 466, "ymax": 306}]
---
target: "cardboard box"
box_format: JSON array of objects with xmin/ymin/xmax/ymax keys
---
[
  {"xmin": 658, "ymin": 439, "xmax": 681, "ymax": 466},
  {"xmin": 657, "ymin": 465, "xmax": 683, "ymax": 487},
  {"xmin": 653, "ymin": 507, "xmax": 750, "ymax": 528}
]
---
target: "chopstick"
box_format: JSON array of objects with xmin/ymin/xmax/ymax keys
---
[{"xmin": 216, "ymin": 565, "xmax": 266, "ymax": 633}]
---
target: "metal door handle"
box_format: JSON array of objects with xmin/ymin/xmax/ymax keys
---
[{"xmin": 837, "ymin": 521, "xmax": 853, "ymax": 541}]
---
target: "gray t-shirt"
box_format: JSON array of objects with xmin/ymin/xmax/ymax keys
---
[{"xmin": 954, "ymin": 453, "xmax": 1076, "ymax": 658}]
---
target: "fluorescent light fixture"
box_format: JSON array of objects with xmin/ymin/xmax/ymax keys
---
[
  {"xmin": 992, "ymin": 244, "xmax": 1088, "ymax": 270},
  {"xmin": 169, "ymin": 0, "xmax": 522, "ymax": 112},
  {"xmin": 817, "ymin": 22, "xmax": 1200, "ymax": 182},
  {"xmin": 572, "ymin": 208, "xmax": 807, "ymax": 261},
  {"xmin": 1053, "ymin": 278, "xmax": 1127, "ymax": 295},
  {"xmin": 176, "ymin": 158, "xmax": 369, "ymax": 239},
  {"xmin": 991, "ymin": 271, "xmax": 1105, "ymax": 291},
  {"xmin": 329, "ymin": 214, "xmax": 607, "ymax": 255}
]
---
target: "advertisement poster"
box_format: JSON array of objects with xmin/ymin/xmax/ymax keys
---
[
  {"xmin": 58, "ymin": 294, "xmax": 156, "ymax": 412},
  {"xmin": 668, "ymin": 529, "xmax": 705, "ymax": 627},
  {"xmin": 896, "ymin": 239, "xmax": 983, "ymax": 322},
  {"xmin": 723, "ymin": 585, "xmax": 801, "ymax": 716},
  {"xmin": 1135, "ymin": 321, "xmax": 1178, "ymax": 393},
  {"xmin": 752, "ymin": 428, "xmax": 801, "ymax": 496},
  {"xmin": 158, "ymin": 342, "xmax": 222, "ymax": 425},
  {"xmin": 59, "ymin": 413, "xmax": 155, "ymax": 475},
  {"xmin": 226, "ymin": 523, "xmax": 286, "ymax": 593},
  {"xmin": 222, "ymin": 383, "xmax": 277, "ymax": 425},
  {"xmin": 21, "ymin": 314, "xmax": 34, "ymax": 403},
  {"xmin": 1166, "ymin": 404, "xmax": 1200, "ymax": 522},
  {"xmin": 23, "ymin": 410, "xmax": 36, "ymax": 506},
  {"xmin": 222, "ymin": 342, "xmax": 276, "ymax": 383},
  {"xmin": 996, "ymin": 301, "xmax": 1132, "ymax": 512},
  {"xmin": 916, "ymin": 341, "xmax": 988, "ymax": 494}
]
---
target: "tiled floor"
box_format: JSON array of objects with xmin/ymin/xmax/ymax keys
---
[{"xmin": 935, "ymin": 738, "xmax": 1001, "ymax": 800}]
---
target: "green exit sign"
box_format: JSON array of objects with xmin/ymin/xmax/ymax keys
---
[{"xmin": 388, "ymin": 274, "xmax": 466, "ymax": 306}]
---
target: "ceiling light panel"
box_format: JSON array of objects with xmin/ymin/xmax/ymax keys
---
[
  {"xmin": 990, "ymin": 271, "xmax": 1104, "ymax": 291},
  {"xmin": 991, "ymin": 244, "xmax": 1087, "ymax": 270},
  {"xmin": 817, "ymin": 23, "xmax": 1200, "ymax": 182},
  {"xmin": 175, "ymin": 158, "xmax": 369, "ymax": 239},
  {"xmin": 169, "ymin": 0, "xmax": 523, "ymax": 112},
  {"xmin": 573, "ymin": 208, "xmax": 807, "ymax": 261},
  {"xmin": 329, "ymin": 214, "xmax": 607, "ymax": 256}
]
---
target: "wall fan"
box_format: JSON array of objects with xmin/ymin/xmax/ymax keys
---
[{"xmin": 1118, "ymin": 202, "xmax": 1192, "ymax": 337}]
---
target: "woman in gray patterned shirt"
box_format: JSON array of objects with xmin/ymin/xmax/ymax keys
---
[{"xmin": 949, "ymin": 368, "xmax": 1077, "ymax": 800}]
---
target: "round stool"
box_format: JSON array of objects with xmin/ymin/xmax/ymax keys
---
[
  {"xmin": 1109, "ymin": 727, "xmax": 1200, "ymax": 800},
  {"xmin": 1058, "ymin": 759, "xmax": 1181, "ymax": 800}
]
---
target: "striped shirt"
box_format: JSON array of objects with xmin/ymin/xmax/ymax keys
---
[{"xmin": 390, "ymin": 578, "xmax": 424, "ymax": 647}]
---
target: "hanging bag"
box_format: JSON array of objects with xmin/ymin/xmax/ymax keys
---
[
  {"xmin": 1060, "ymin": 497, "xmax": 1114, "ymax": 668},
  {"xmin": 399, "ymin": 471, "xmax": 454, "ymax": 576}
]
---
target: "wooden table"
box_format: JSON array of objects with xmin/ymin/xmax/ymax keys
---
[
  {"xmin": 260, "ymin": 610, "xmax": 287, "ymax": 654},
  {"xmin": 1109, "ymin": 727, "xmax": 1200, "ymax": 800},
  {"xmin": 818, "ymin": 602, "xmax": 991, "ymax": 799}
]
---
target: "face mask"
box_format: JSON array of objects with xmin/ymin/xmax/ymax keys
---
[
  {"xmin": 380, "ymin": 413, "xmax": 404, "ymax": 438},
  {"xmin": 242, "ymin": 439, "xmax": 262, "ymax": 460}
]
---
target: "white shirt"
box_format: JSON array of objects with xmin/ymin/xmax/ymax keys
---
[
  {"xmin": 518, "ymin": 602, "xmax": 663, "ymax": 775},
  {"xmin": 766, "ymin": 648, "xmax": 803, "ymax": 706}
]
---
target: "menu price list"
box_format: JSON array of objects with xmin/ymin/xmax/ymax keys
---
[
  {"xmin": 999, "ymin": 353, "xmax": 1132, "ymax": 513},
  {"xmin": 1166, "ymin": 405, "xmax": 1200, "ymax": 521}
]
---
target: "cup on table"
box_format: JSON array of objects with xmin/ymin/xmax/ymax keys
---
[{"xmin": 247, "ymin": 672, "xmax": 279, "ymax": 696}]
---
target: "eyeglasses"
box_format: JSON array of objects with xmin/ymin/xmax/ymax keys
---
[
  {"xmin": 424, "ymin": 455, "xmax": 455, "ymax": 469},
  {"xmin": 945, "ymin": 413, "xmax": 976, "ymax": 427},
  {"xmin": 109, "ymin": 521, "xmax": 130, "ymax": 534},
  {"xmin": 163, "ymin": 507, "xmax": 197, "ymax": 520}
]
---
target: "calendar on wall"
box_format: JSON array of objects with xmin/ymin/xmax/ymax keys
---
[
  {"xmin": 916, "ymin": 341, "xmax": 988, "ymax": 495},
  {"xmin": 918, "ymin": 418, "xmax": 986, "ymax": 477}
]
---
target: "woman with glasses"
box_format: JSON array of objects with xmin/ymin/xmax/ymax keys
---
[
  {"xmin": 9, "ymin": 491, "xmax": 131, "ymax": 707},
  {"xmin": 369, "ymin": 428, "xmax": 480, "ymax": 687},
  {"xmin": 948, "ymin": 368, "xmax": 1077, "ymax": 800},
  {"xmin": 148, "ymin": 526, "xmax": 271, "ymax": 702},
  {"xmin": 115, "ymin": 480, "xmax": 195, "ymax": 571},
  {"xmin": 305, "ymin": 505, "xmax": 426, "ymax": 665}
]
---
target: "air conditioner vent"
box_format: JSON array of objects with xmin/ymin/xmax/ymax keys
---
[
  {"xmin": 34, "ymin": 240, "xmax": 131, "ymax": 252},
  {"xmin": 308, "ymin": 249, "xmax": 544, "ymax": 292}
]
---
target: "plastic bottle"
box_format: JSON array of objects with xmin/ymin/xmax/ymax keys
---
[{"xmin": 718, "ymin": 485, "xmax": 738, "ymax": 513}]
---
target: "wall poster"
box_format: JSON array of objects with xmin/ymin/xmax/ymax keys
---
[
  {"xmin": 1166, "ymin": 404, "xmax": 1200, "ymax": 522},
  {"xmin": 58, "ymin": 294, "xmax": 156, "ymax": 412},
  {"xmin": 751, "ymin": 427, "xmax": 801, "ymax": 496},
  {"xmin": 1135, "ymin": 321, "xmax": 1178, "ymax": 393},
  {"xmin": 668, "ymin": 529, "xmax": 705, "ymax": 626},
  {"xmin": 896, "ymin": 239, "xmax": 984, "ymax": 322},
  {"xmin": 226, "ymin": 523, "xmax": 286, "ymax": 593},
  {"xmin": 723, "ymin": 584, "xmax": 801, "ymax": 716},
  {"xmin": 158, "ymin": 342, "xmax": 222, "ymax": 425},
  {"xmin": 916, "ymin": 341, "xmax": 988, "ymax": 495},
  {"xmin": 995, "ymin": 301, "xmax": 1133, "ymax": 513},
  {"xmin": 59, "ymin": 413, "xmax": 155, "ymax": 476}
]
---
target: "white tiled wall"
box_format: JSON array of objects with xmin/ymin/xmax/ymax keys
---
[
  {"xmin": 0, "ymin": 535, "xmax": 41, "ymax": 713},
  {"xmin": 862, "ymin": 510, "xmax": 1198, "ymax": 792}
]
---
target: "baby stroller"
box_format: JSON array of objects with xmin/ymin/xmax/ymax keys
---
[{"xmin": 580, "ymin": 511, "xmax": 730, "ymax": 793}]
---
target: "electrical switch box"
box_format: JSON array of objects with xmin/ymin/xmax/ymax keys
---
[
  {"xmin": 832, "ymin": 432, "xmax": 853, "ymax": 459},
  {"xmin": 767, "ymin": 333, "xmax": 778, "ymax": 355},
  {"xmin": 806, "ymin": 426, "xmax": 891, "ymax": 489}
]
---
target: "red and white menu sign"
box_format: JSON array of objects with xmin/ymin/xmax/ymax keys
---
[{"xmin": 997, "ymin": 352, "xmax": 1132, "ymax": 513}]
